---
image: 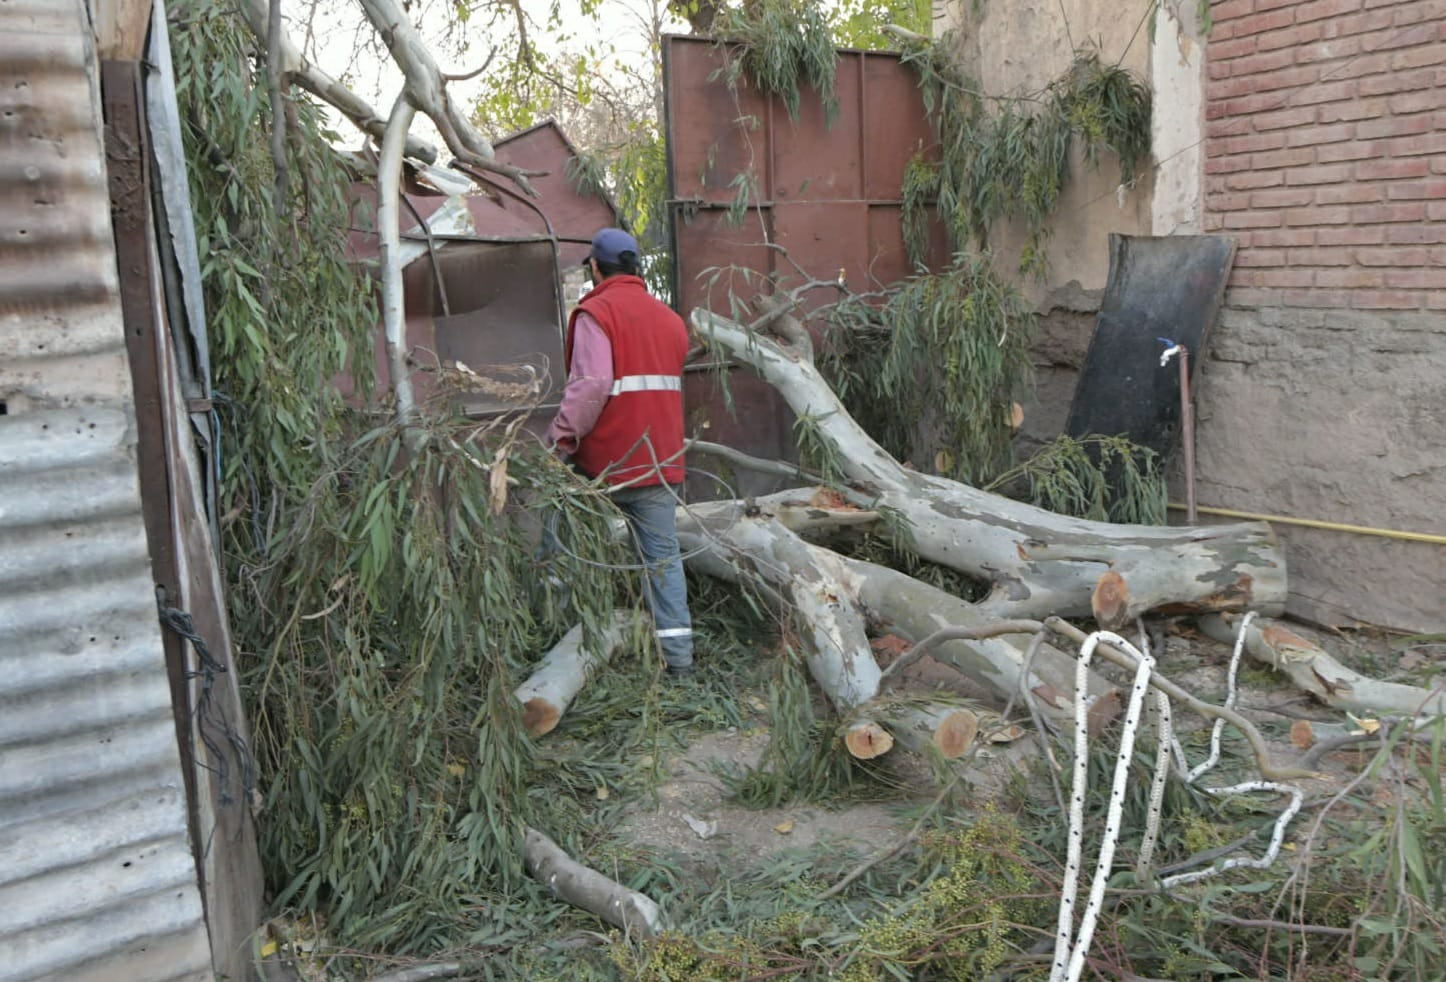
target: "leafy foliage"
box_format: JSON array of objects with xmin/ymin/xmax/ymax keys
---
[
  {"xmin": 567, "ymin": 125, "xmax": 673, "ymax": 297},
  {"xmin": 821, "ymin": 255, "xmax": 1035, "ymax": 485},
  {"xmin": 899, "ymin": 41, "xmax": 1152, "ymax": 276},
  {"xmin": 714, "ymin": 0, "xmax": 840, "ymax": 123},
  {"xmin": 985, "ymin": 434, "xmax": 1168, "ymax": 525}
]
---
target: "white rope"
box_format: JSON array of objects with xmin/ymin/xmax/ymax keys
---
[
  {"xmin": 1135, "ymin": 688, "xmax": 1173, "ymax": 882},
  {"xmin": 1187, "ymin": 610, "xmax": 1257, "ymax": 782},
  {"xmin": 1051, "ymin": 630, "xmax": 1154, "ymax": 982}
]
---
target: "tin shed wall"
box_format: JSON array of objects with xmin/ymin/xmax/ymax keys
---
[{"xmin": 0, "ymin": 0, "xmax": 213, "ymax": 979}]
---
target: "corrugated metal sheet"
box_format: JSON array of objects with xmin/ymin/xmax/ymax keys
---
[{"xmin": 0, "ymin": 1, "xmax": 214, "ymax": 979}]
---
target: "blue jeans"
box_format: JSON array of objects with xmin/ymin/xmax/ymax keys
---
[{"xmin": 612, "ymin": 484, "xmax": 693, "ymax": 670}]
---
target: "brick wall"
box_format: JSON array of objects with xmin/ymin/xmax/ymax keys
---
[{"xmin": 1203, "ymin": 0, "xmax": 1445, "ymax": 310}]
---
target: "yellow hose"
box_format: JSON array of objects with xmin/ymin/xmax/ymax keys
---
[{"xmin": 1168, "ymin": 503, "xmax": 1446, "ymax": 546}]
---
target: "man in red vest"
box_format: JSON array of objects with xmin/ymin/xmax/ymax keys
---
[{"xmin": 546, "ymin": 228, "xmax": 695, "ymax": 675}]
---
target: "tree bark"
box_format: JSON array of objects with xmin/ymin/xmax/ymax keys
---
[
  {"xmin": 1199, "ymin": 614, "xmax": 1445, "ymax": 718},
  {"xmin": 515, "ymin": 612, "xmax": 635, "ymax": 737},
  {"xmin": 524, "ymin": 828, "xmax": 662, "ymax": 937},
  {"xmin": 689, "ymin": 309, "xmax": 1288, "ymax": 622},
  {"xmin": 677, "ymin": 493, "xmax": 1114, "ymax": 725}
]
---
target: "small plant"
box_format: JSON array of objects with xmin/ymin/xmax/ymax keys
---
[{"xmin": 985, "ymin": 433, "xmax": 1167, "ymax": 525}]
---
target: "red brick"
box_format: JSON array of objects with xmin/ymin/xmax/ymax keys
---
[
  {"xmin": 1209, "ymin": 191, "xmax": 1255, "ymax": 210},
  {"xmin": 1286, "ymin": 204, "xmax": 1353, "ymax": 224},
  {"xmin": 1316, "ymin": 267, "xmax": 1386, "ymax": 288},
  {"xmin": 1316, "ymin": 141, "xmax": 1379, "ymax": 162},
  {"xmin": 1296, "ymin": 0, "xmax": 1363, "ymax": 24},
  {"xmin": 1318, "ymin": 225, "xmax": 1386, "ymax": 244},
  {"xmin": 1286, "ymin": 162, "xmax": 1356, "ymax": 184},
  {"xmin": 1385, "ymin": 268, "xmax": 1446, "ymax": 288},
  {"xmin": 1388, "ymin": 179, "xmax": 1446, "ymax": 199},
  {"xmin": 1252, "ymin": 227, "xmax": 1317, "ymax": 246},
  {"xmin": 1315, "ymin": 184, "xmax": 1384, "ymax": 204},
  {"xmin": 1435, "ymin": 157, "xmax": 1446, "ymax": 174},
  {"xmin": 1207, "ymin": 100, "xmax": 1229, "ymax": 120},
  {"xmin": 1326, "ymin": 51, "xmax": 1391, "ymax": 78},
  {"xmin": 1215, "ymin": 21, "xmax": 1239, "ymax": 40},
  {"xmin": 1213, "ymin": 37, "xmax": 1259, "ymax": 60},
  {"xmin": 1226, "ymin": 132, "xmax": 1287, "ymax": 154},
  {"xmin": 1208, "ymin": 77, "xmax": 1260, "ymax": 101},
  {"xmin": 1257, "ymin": 22, "xmax": 1324, "ymax": 52},
  {"xmin": 1355, "ymin": 158, "xmax": 1430, "ymax": 180},
  {"xmin": 1318, "ymin": 96, "xmax": 1387, "ymax": 121},
  {"xmin": 1358, "ymin": 69, "xmax": 1436, "ymax": 95},
  {"xmin": 1321, "ymin": 9, "xmax": 1393, "ymax": 39},
  {"xmin": 1224, "ymin": 91, "xmax": 1296, "ymax": 115},
  {"xmin": 1426, "ymin": 291, "xmax": 1446, "ymax": 309},
  {"xmin": 1357, "ymin": 113, "xmax": 1435, "ymax": 139},
  {"xmin": 1258, "ymin": 268, "xmax": 1317, "ymax": 287},
  {"xmin": 1287, "ymin": 246, "xmax": 1352, "ymax": 264},
  {"xmin": 1226, "ymin": 171, "xmax": 1286, "ymax": 189},
  {"xmin": 1212, "ymin": 0, "xmax": 1255, "ymax": 23},
  {"xmin": 1253, "ymin": 65, "xmax": 1327, "ymax": 92},
  {"xmin": 1225, "ymin": 210, "xmax": 1286, "ymax": 227},
  {"xmin": 1391, "ymin": 5, "xmax": 1444, "ymax": 28},
  {"xmin": 1232, "ymin": 48, "xmax": 1296, "ymax": 74},
  {"xmin": 1204, "ymin": 213, "xmax": 1225, "ymax": 230},
  {"xmin": 1205, "ymin": 155, "xmax": 1254, "ymax": 174},
  {"xmin": 1287, "ymin": 123, "xmax": 1356, "ymax": 146},
  {"xmin": 1289, "ymin": 286, "xmax": 1353, "ymax": 305},
  {"xmin": 1430, "ymin": 201, "xmax": 1446, "ymax": 219},
  {"xmin": 1388, "ymin": 89, "xmax": 1446, "ymax": 113},
  {"xmin": 1234, "ymin": 248, "xmax": 1288, "ymax": 266},
  {"xmin": 1357, "ymin": 246, "xmax": 1430, "ymax": 265},
  {"xmin": 1352, "ymin": 201, "xmax": 1429, "ymax": 221},
  {"xmin": 1352, "ymin": 290, "xmax": 1422, "ymax": 309},
  {"xmin": 1432, "ymin": 246, "xmax": 1446, "ymax": 264},
  {"xmin": 1390, "ymin": 43, "xmax": 1446, "ymax": 70},
  {"xmin": 1210, "ymin": 59, "xmax": 1235, "ymax": 80},
  {"xmin": 1232, "ymin": 8, "xmax": 1295, "ymax": 36},
  {"xmin": 1295, "ymin": 36, "xmax": 1365, "ymax": 64},
  {"xmin": 1356, "ymin": 23, "xmax": 1439, "ymax": 58},
  {"xmin": 1252, "ymin": 188, "xmax": 1315, "ymax": 207},
  {"xmin": 1387, "ymin": 223, "xmax": 1446, "ymax": 243},
  {"xmin": 1254, "ymin": 106, "xmax": 1318, "ymax": 130},
  {"xmin": 1293, "ymin": 79, "xmax": 1358, "ymax": 105},
  {"xmin": 1254, "ymin": 0, "xmax": 1297, "ymax": 10},
  {"xmin": 1256, "ymin": 147, "xmax": 1317, "ymax": 168}
]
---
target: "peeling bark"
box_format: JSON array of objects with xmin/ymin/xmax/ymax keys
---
[
  {"xmin": 1200, "ymin": 614, "xmax": 1445, "ymax": 718},
  {"xmin": 524, "ymin": 828, "xmax": 662, "ymax": 936},
  {"xmin": 690, "ymin": 309, "xmax": 1288, "ymax": 622}
]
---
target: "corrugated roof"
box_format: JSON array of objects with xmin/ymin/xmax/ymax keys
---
[{"xmin": 0, "ymin": 1, "xmax": 213, "ymax": 978}]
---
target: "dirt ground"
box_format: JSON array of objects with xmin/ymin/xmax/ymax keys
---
[{"xmin": 615, "ymin": 619, "xmax": 1413, "ymax": 873}]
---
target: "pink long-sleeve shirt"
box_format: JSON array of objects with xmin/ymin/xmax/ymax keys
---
[{"xmin": 546, "ymin": 311, "xmax": 613, "ymax": 454}]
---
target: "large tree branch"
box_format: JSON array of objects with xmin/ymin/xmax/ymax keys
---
[
  {"xmin": 356, "ymin": 0, "xmax": 545, "ymax": 195},
  {"xmin": 690, "ymin": 308, "xmax": 1289, "ymax": 622}
]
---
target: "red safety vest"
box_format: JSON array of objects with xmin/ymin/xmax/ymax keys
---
[{"xmin": 566, "ymin": 275, "xmax": 688, "ymax": 487}]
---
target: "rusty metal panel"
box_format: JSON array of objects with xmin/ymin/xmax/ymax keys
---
[
  {"xmin": 0, "ymin": 2, "xmax": 214, "ymax": 979},
  {"xmin": 664, "ymin": 35, "xmax": 945, "ymax": 493},
  {"xmin": 664, "ymin": 37, "xmax": 775, "ymax": 206},
  {"xmin": 494, "ymin": 121, "xmax": 622, "ymax": 267}
]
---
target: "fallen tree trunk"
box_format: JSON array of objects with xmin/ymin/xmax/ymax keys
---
[
  {"xmin": 515, "ymin": 612, "xmax": 636, "ymax": 737},
  {"xmin": 690, "ymin": 309, "xmax": 1288, "ymax": 622},
  {"xmin": 677, "ymin": 494, "xmax": 1115, "ymax": 724},
  {"xmin": 1199, "ymin": 614, "xmax": 1445, "ymax": 717},
  {"xmin": 524, "ymin": 827, "xmax": 662, "ymax": 937}
]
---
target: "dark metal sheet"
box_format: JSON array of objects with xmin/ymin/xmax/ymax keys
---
[
  {"xmin": 772, "ymin": 54, "xmax": 863, "ymax": 203},
  {"xmin": 1064, "ymin": 234, "xmax": 1237, "ymax": 455},
  {"xmin": 664, "ymin": 36, "xmax": 775, "ymax": 205},
  {"xmin": 426, "ymin": 240, "xmax": 567, "ymax": 414}
]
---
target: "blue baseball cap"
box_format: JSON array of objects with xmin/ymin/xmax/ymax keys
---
[{"xmin": 587, "ymin": 227, "xmax": 639, "ymax": 265}]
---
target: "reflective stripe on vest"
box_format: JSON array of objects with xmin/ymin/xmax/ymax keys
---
[{"xmin": 610, "ymin": 374, "xmax": 682, "ymax": 396}]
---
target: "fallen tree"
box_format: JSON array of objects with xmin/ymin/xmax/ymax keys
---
[{"xmin": 690, "ymin": 308, "xmax": 1288, "ymax": 622}]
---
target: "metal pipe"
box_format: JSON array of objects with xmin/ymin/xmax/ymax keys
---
[
  {"xmin": 1179, "ymin": 346, "xmax": 1196, "ymax": 524},
  {"xmin": 378, "ymin": 94, "xmax": 417, "ymax": 423},
  {"xmin": 1167, "ymin": 503, "xmax": 1446, "ymax": 546}
]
